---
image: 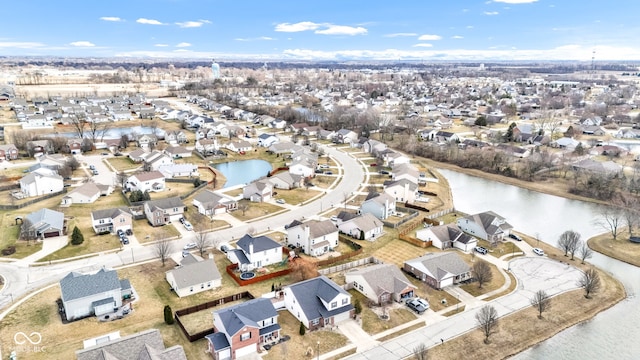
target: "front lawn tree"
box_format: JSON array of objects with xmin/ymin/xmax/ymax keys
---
[
  {"xmin": 578, "ymin": 268, "xmax": 601, "ymax": 299},
  {"xmin": 71, "ymin": 226, "xmax": 84, "ymax": 245},
  {"xmin": 194, "ymin": 231, "xmax": 210, "ymax": 257},
  {"xmin": 413, "ymin": 343, "xmax": 428, "ymax": 360},
  {"xmin": 530, "ymin": 290, "xmax": 551, "ymax": 319},
  {"xmin": 557, "ymin": 230, "xmax": 581, "ymax": 258},
  {"xmin": 155, "ymin": 239, "xmax": 173, "ymax": 266},
  {"xmin": 476, "ymin": 305, "xmax": 499, "ymax": 344},
  {"xmin": 472, "ymin": 260, "xmax": 492, "ymax": 289}
]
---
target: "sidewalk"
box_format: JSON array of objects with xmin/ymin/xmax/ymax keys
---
[{"xmin": 13, "ymin": 236, "xmax": 69, "ymax": 267}]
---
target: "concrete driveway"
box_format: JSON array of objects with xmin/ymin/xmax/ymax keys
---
[{"xmin": 77, "ymin": 154, "xmax": 115, "ymax": 186}]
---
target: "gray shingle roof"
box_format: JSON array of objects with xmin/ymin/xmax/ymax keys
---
[
  {"xmin": 26, "ymin": 208, "xmax": 64, "ymax": 233},
  {"xmin": 205, "ymin": 332, "xmax": 230, "ymax": 352},
  {"xmin": 60, "ymin": 268, "xmax": 124, "ymax": 302},
  {"xmin": 166, "ymin": 258, "xmax": 221, "ymax": 289},
  {"xmin": 145, "ymin": 196, "xmax": 184, "ymax": 211},
  {"xmin": 405, "ymin": 252, "xmax": 470, "ymax": 281},
  {"xmin": 236, "ymin": 234, "xmax": 281, "ymax": 254},
  {"xmin": 75, "ymin": 328, "xmax": 186, "ymax": 360},
  {"xmin": 287, "ymin": 276, "xmax": 353, "ymax": 321},
  {"xmin": 91, "ymin": 207, "xmax": 132, "ymax": 221},
  {"xmin": 214, "ymin": 298, "xmax": 278, "ymax": 337},
  {"xmin": 347, "ymin": 264, "xmax": 415, "ymax": 297}
]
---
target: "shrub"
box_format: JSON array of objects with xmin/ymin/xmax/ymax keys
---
[
  {"xmin": 354, "ymin": 298, "xmax": 362, "ymax": 314},
  {"xmin": 71, "ymin": 226, "xmax": 84, "ymax": 245},
  {"xmin": 299, "ymin": 321, "xmax": 306, "ymax": 335},
  {"xmin": 1, "ymin": 246, "xmax": 16, "ymax": 256},
  {"xmin": 164, "ymin": 305, "xmax": 174, "ymax": 325}
]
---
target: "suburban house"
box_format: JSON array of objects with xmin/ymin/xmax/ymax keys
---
[
  {"xmin": 226, "ymin": 234, "xmax": 283, "ymax": 271},
  {"xmin": 143, "ymin": 150, "xmax": 174, "ymax": 171},
  {"xmin": 60, "ymin": 182, "xmax": 113, "ymax": 206},
  {"xmin": 257, "ymin": 133, "xmax": 279, "ymax": 147},
  {"xmin": 136, "ymin": 134, "xmax": 157, "ymax": 149},
  {"xmin": 91, "ymin": 207, "xmax": 133, "ymax": 234},
  {"xmin": 144, "ymin": 197, "xmax": 185, "ymax": 226},
  {"xmin": 206, "ymin": 298, "xmax": 280, "ymax": 360},
  {"xmin": 193, "ymin": 189, "xmax": 238, "ymax": 216},
  {"xmin": 383, "ymin": 178, "xmax": 418, "ymax": 203},
  {"xmin": 0, "ymin": 144, "xmax": 19, "ymax": 160},
  {"xmin": 362, "ymin": 139, "xmax": 387, "ymax": 155},
  {"xmin": 382, "ymin": 151, "xmax": 411, "ymax": 167},
  {"xmin": 243, "ymin": 179, "xmax": 273, "ymax": 202},
  {"xmin": 345, "ymin": 264, "xmax": 416, "ymax": 305},
  {"xmin": 59, "ymin": 268, "xmax": 132, "ymax": 322},
  {"xmin": 456, "ymin": 211, "xmax": 513, "ymax": 245},
  {"xmin": 392, "ymin": 163, "xmax": 420, "ymax": 183},
  {"xmin": 283, "ymin": 276, "xmax": 355, "ymax": 330},
  {"xmin": 165, "ymin": 254, "xmax": 222, "ymax": 297},
  {"xmin": 128, "ymin": 148, "xmax": 147, "ymax": 162},
  {"xmin": 337, "ymin": 213, "xmax": 384, "ymax": 241},
  {"xmin": 24, "ymin": 208, "xmax": 65, "ymax": 238},
  {"xmin": 165, "ymin": 130, "xmax": 188, "ymax": 145},
  {"xmin": 268, "ymin": 171, "xmax": 304, "ymax": 190},
  {"xmin": 416, "ymin": 224, "xmax": 477, "ymax": 252},
  {"xmin": 288, "ymin": 157, "xmax": 316, "ymax": 178},
  {"xmin": 19, "ymin": 168, "xmax": 64, "ymax": 197},
  {"xmin": 76, "ymin": 329, "xmax": 187, "ymax": 360},
  {"xmin": 163, "ymin": 145, "xmax": 192, "ymax": 159},
  {"xmin": 127, "ymin": 171, "xmax": 166, "ymax": 193},
  {"xmin": 403, "ymin": 252, "xmax": 472, "ymax": 289},
  {"xmin": 158, "ymin": 163, "xmax": 199, "ymax": 179},
  {"xmin": 286, "ymin": 219, "xmax": 339, "ymax": 257},
  {"xmin": 334, "ymin": 129, "xmax": 358, "ymax": 144},
  {"xmin": 225, "ymin": 140, "xmax": 252, "ymax": 153},
  {"xmin": 360, "ymin": 192, "xmax": 396, "ymax": 220},
  {"xmin": 195, "ymin": 138, "xmax": 218, "ymax": 154},
  {"xmin": 66, "ymin": 138, "xmax": 83, "ymax": 155}
]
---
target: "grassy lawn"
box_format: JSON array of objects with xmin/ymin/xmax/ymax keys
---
[
  {"xmin": 38, "ymin": 233, "xmax": 119, "ymax": 262},
  {"xmin": 476, "ymin": 239, "xmax": 523, "ymax": 259},
  {"xmin": 262, "ymin": 311, "xmax": 348, "ymax": 360},
  {"xmin": 312, "ymin": 175, "xmax": 336, "ymax": 189},
  {"xmin": 151, "ymin": 182, "xmax": 196, "ymax": 200},
  {"xmin": 1, "ymin": 165, "xmax": 30, "ymax": 179},
  {"xmin": 221, "ymin": 188, "xmax": 243, "ymax": 197},
  {"xmin": 588, "ymin": 230, "xmax": 640, "ymax": 267},
  {"xmin": 483, "ymin": 271, "xmax": 518, "ymax": 301},
  {"xmin": 177, "ymin": 299, "xmax": 247, "ymax": 335},
  {"xmin": 276, "ymin": 188, "xmax": 321, "ymax": 205},
  {"xmin": 134, "ymin": 221, "xmax": 182, "ymax": 244},
  {"xmin": 105, "ymin": 157, "xmax": 142, "ymax": 172},
  {"xmin": 349, "ymin": 290, "xmax": 419, "ymax": 335},
  {"xmin": 231, "ymin": 200, "xmax": 285, "ymax": 222},
  {"xmin": 0, "ymin": 213, "xmax": 42, "ymax": 258},
  {"xmin": 459, "ymin": 257, "xmax": 507, "ymax": 297}
]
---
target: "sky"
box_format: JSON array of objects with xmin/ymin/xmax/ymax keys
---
[{"xmin": 2, "ymin": 0, "xmax": 640, "ymax": 61}]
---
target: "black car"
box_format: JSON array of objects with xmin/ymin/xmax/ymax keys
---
[
  {"xmin": 125, "ymin": 229, "xmax": 133, "ymax": 236},
  {"xmin": 509, "ymin": 233, "xmax": 523, "ymax": 241},
  {"xmin": 116, "ymin": 229, "xmax": 125, "ymax": 238}
]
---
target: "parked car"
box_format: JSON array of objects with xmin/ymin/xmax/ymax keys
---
[
  {"xmin": 475, "ymin": 246, "xmax": 488, "ymax": 255},
  {"xmin": 370, "ymin": 163, "xmax": 377, "ymax": 167},
  {"xmin": 276, "ymin": 199, "xmax": 286, "ymax": 204},
  {"xmin": 183, "ymin": 221, "xmax": 193, "ymax": 231},
  {"xmin": 379, "ymin": 170, "xmax": 390, "ymax": 175},
  {"xmin": 319, "ymin": 164, "xmax": 330, "ymax": 169},
  {"xmin": 89, "ymin": 165, "xmax": 95, "ymax": 170},
  {"xmin": 330, "ymin": 215, "xmax": 339, "ymax": 222},
  {"xmin": 533, "ymin": 248, "xmax": 545, "ymax": 256},
  {"xmin": 121, "ymin": 237, "xmax": 129, "ymax": 245},
  {"xmin": 324, "ymin": 171, "xmax": 333, "ymax": 175},
  {"xmin": 125, "ymin": 229, "xmax": 133, "ymax": 236},
  {"xmin": 116, "ymin": 229, "xmax": 125, "ymax": 238},
  {"xmin": 406, "ymin": 298, "xmax": 429, "ymax": 314},
  {"xmin": 183, "ymin": 242, "xmax": 197, "ymax": 250},
  {"xmin": 182, "ymin": 250, "xmax": 190, "ymax": 258},
  {"xmin": 315, "ymin": 169, "xmax": 324, "ymax": 174},
  {"xmin": 93, "ymin": 169, "xmax": 99, "ymax": 175},
  {"xmin": 509, "ymin": 233, "xmax": 523, "ymax": 241},
  {"xmin": 179, "ymin": 217, "xmax": 186, "ymax": 224}
]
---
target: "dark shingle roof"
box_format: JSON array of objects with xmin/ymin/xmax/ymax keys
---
[
  {"xmin": 287, "ymin": 276, "xmax": 353, "ymax": 321},
  {"xmin": 214, "ymin": 298, "xmax": 278, "ymax": 337},
  {"xmin": 75, "ymin": 328, "xmax": 186, "ymax": 360},
  {"xmin": 146, "ymin": 196, "xmax": 184, "ymax": 211},
  {"xmin": 205, "ymin": 332, "xmax": 230, "ymax": 352},
  {"xmin": 60, "ymin": 268, "xmax": 123, "ymax": 302},
  {"xmin": 236, "ymin": 234, "xmax": 281, "ymax": 254}
]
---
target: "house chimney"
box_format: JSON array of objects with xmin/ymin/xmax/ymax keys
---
[{"xmin": 249, "ymin": 241, "xmax": 254, "ymax": 255}]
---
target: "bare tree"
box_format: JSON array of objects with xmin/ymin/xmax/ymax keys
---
[
  {"xmin": 578, "ymin": 268, "xmax": 601, "ymax": 299},
  {"xmin": 413, "ymin": 343, "xmax": 428, "ymax": 360},
  {"xmin": 66, "ymin": 157, "xmax": 80, "ymax": 171},
  {"xmin": 557, "ymin": 230, "xmax": 581, "ymax": 258},
  {"xmin": 154, "ymin": 239, "xmax": 173, "ymax": 266},
  {"xmin": 578, "ymin": 242, "xmax": 594, "ymax": 264},
  {"xmin": 194, "ymin": 231, "xmax": 210, "ymax": 257},
  {"xmin": 238, "ymin": 202, "xmax": 249, "ymax": 216},
  {"xmin": 472, "ymin": 260, "xmax": 492, "ymax": 289},
  {"xmin": 530, "ymin": 290, "xmax": 551, "ymax": 319},
  {"xmin": 475, "ymin": 305, "xmax": 499, "ymax": 344},
  {"xmin": 593, "ymin": 206, "xmax": 624, "ymax": 241},
  {"xmin": 618, "ymin": 195, "xmax": 639, "ymax": 238},
  {"xmin": 116, "ymin": 172, "xmax": 128, "ymax": 189}
]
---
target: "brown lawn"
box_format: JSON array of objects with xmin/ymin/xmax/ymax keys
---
[
  {"xmin": 134, "ymin": 221, "xmax": 182, "ymax": 244},
  {"xmin": 105, "ymin": 157, "xmax": 142, "ymax": 172},
  {"xmin": 588, "ymin": 230, "xmax": 640, "ymax": 267},
  {"xmin": 275, "ymin": 188, "xmax": 321, "ymax": 205},
  {"xmin": 231, "ymin": 200, "xmax": 285, "ymax": 222}
]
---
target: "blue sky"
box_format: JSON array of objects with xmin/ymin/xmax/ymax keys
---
[{"xmin": 2, "ymin": 0, "xmax": 639, "ymax": 61}]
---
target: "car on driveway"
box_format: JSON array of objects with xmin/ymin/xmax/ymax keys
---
[
  {"xmin": 125, "ymin": 229, "xmax": 133, "ymax": 236},
  {"xmin": 183, "ymin": 221, "xmax": 193, "ymax": 231},
  {"xmin": 276, "ymin": 199, "xmax": 286, "ymax": 204},
  {"xmin": 406, "ymin": 298, "xmax": 429, "ymax": 314},
  {"xmin": 532, "ymin": 248, "xmax": 545, "ymax": 256},
  {"xmin": 182, "ymin": 250, "xmax": 191, "ymax": 258},
  {"xmin": 121, "ymin": 237, "xmax": 129, "ymax": 245},
  {"xmin": 475, "ymin": 246, "xmax": 488, "ymax": 255},
  {"xmin": 509, "ymin": 233, "xmax": 523, "ymax": 241},
  {"xmin": 183, "ymin": 242, "xmax": 197, "ymax": 250}
]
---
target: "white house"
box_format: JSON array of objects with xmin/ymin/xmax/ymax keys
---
[
  {"xmin": 225, "ymin": 140, "xmax": 252, "ymax": 153},
  {"xmin": 416, "ymin": 224, "xmax": 477, "ymax": 252},
  {"xmin": 345, "ymin": 264, "xmax": 416, "ymax": 305},
  {"xmin": 192, "ymin": 189, "xmax": 238, "ymax": 216},
  {"xmin": 226, "ymin": 234, "xmax": 282, "ymax": 271},
  {"xmin": 257, "ymin": 133, "xmax": 279, "ymax": 147},
  {"xmin": 90, "ymin": 207, "xmax": 133, "ymax": 234},
  {"xmin": 243, "ymin": 179, "xmax": 273, "ymax": 202},
  {"xmin": 286, "ymin": 219, "xmax": 339, "ymax": 257},
  {"xmin": 383, "ymin": 179, "xmax": 418, "ymax": 203},
  {"xmin": 157, "ymin": 164, "xmax": 199, "ymax": 179},
  {"xmin": 127, "ymin": 171, "xmax": 165, "ymax": 193},
  {"xmin": 456, "ymin": 211, "xmax": 513, "ymax": 245},
  {"xmin": 19, "ymin": 168, "xmax": 64, "ymax": 197},
  {"xmin": 60, "ymin": 182, "xmax": 113, "ymax": 206},
  {"xmin": 360, "ymin": 192, "xmax": 396, "ymax": 220},
  {"xmin": 59, "ymin": 268, "xmax": 132, "ymax": 322},
  {"xmin": 337, "ymin": 213, "xmax": 384, "ymax": 241},
  {"xmin": 165, "ymin": 254, "xmax": 221, "ymax": 297}
]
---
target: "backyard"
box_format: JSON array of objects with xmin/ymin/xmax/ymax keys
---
[
  {"xmin": 231, "ymin": 200, "xmax": 285, "ymax": 222},
  {"xmin": 105, "ymin": 157, "xmax": 142, "ymax": 172}
]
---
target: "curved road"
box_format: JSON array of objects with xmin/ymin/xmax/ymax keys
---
[{"xmin": 0, "ymin": 145, "xmax": 366, "ymax": 313}]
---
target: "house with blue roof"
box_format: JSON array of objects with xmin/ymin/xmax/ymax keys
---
[
  {"xmin": 59, "ymin": 268, "xmax": 132, "ymax": 322},
  {"xmin": 205, "ymin": 298, "xmax": 280, "ymax": 360},
  {"xmin": 283, "ymin": 276, "xmax": 354, "ymax": 331},
  {"xmin": 226, "ymin": 234, "xmax": 283, "ymax": 271}
]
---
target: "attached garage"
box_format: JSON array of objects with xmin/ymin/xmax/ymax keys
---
[{"xmin": 234, "ymin": 343, "xmax": 257, "ymax": 358}]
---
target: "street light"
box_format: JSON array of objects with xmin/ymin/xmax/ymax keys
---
[{"xmin": 317, "ymin": 341, "xmax": 320, "ymax": 360}]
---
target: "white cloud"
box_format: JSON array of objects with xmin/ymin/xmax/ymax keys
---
[
  {"xmin": 315, "ymin": 25, "xmax": 367, "ymax": 36},
  {"xmin": 154, "ymin": 44, "xmax": 169, "ymax": 47},
  {"xmin": 467, "ymin": 25, "xmax": 474, "ymax": 29},
  {"xmin": 235, "ymin": 36, "xmax": 274, "ymax": 42},
  {"xmin": 176, "ymin": 21, "xmax": 205, "ymax": 28},
  {"xmin": 136, "ymin": 18, "xmax": 165, "ymax": 25},
  {"xmin": 69, "ymin": 41, "xmax": 95, "ymax": 47},
  {"xmin": 484, "ymin": 11, "xmax": 499, "ymax": 15},
  {"xmin": 418, "ymin": 34, "xmax": 442, "ymax": 41},
  {"xmin": 0, "ymin": 41, "xmax": 45, "ymax": 49},
  {"xmin": 413, "ymin": 43, "xmax": 433, "ymax": 48},
  {"xmin": 176, "ymin": 42, "xmax": 191, "ymax": 47},
  {"xmin": 199, "ymin": 19, "xmax": 212, "ymax": 24},
  {"xmin": 384, "ymin": 33, "xmax": 418, "ymax": 38},
  {"xmin": 452, "ymin": 35, "xmax": 464, "ymax": 39},
  {"xmin": 100, "ymin": 17, "xmax": 123, "ymax": 22},
  {"xmin": 493, "ymin": 0, "xmax": 538, "ymax": 3},
  {"xmin": 275, "ymin": 21, "xmax": 320, "ymax": 32}
]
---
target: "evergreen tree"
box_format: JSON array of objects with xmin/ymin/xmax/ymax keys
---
[
  {"xmin": 504, "ymin": 122, "xmax": 516, "ymax": 142},
  {"xmin": 164, "ymin": 305, "xmax": 174, "ymax": 325},
  {"xmin": 71, "ymin": 226, "xmax": 84, "ymax": 245},
  {"xmin": 354, "ymin": 298, "xmax": 362, "ymax": 314},
  {"xmin": 299, "ymin": 321, "xmax": 306, "ymax": 335}
]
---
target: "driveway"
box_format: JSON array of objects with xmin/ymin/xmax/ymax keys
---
[
  {"xmin": 340, "ymin": 257, "xmax": 583, "ymax": 360},
  {"xmin": 77, "ymin": 154, "xmax": 115, "ymax": 186}
]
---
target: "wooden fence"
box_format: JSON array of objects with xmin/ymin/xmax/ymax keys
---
[
  {"xmin": 174, "ymin": 291, "xmax": 255, "ymax": 342},
  {"xmin": 318, "ymin": 256, "xmax": 383, "ymax": 275},
  {"xmin": 381, "ymin": 207, "xmax": 419, "ymax": 229},
  {"xmin": 226, "ymin": 263, "xmax": 292, "ymax": 286},
  {"xmin": 316, "ymin": 236, "xmax": 363, "ymax": 267},
  {"xmin": 0, "ymin": 188, "xmax": 67, "ymax": 210}
]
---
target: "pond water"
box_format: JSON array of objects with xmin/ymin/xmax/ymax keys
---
[
  {"xmin": 440, "ymin": 168, "xmax": 640, "ymax": 360},
  {"xmin": 212, "ymin": 159, "xmax": 272, "ymax": 188}
]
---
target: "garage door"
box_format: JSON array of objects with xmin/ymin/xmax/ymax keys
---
[
  {"xmin": 44, "ymin": 231, "xmax": 60, "ymax": 238},
  {"xmin": 333, "ymin": 310, "xmax": 352, "ymax": 324},
  {"xmin": 440, "ymin": 277, "xmax": 454, "ymax": 288},
  {"xmin": 234, "ymin": 344, "xmax": 257, "ymax": 358}
]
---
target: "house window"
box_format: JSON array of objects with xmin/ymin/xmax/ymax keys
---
[
  {"xmin": 99, "ymin": 219, "xmax": 104, "ymax": 224},
  {"xmin": 358, "ymin": 285, "xmax": 363, "ymax": 291},
  {"xmin": 331, "ymin": 301, "xmax": 337, "ymax": 308},
  {"xmin": 240, "ymin": 332, "xmax": 251, "ymax": 341},
  {"xmin": 353, "ymin": 281, "xmax": 358, "ymax": 288},
  {"xmin": 311, "ymin": 319, "xmax": 319, "ymax": 326},
  {"xmin": 342, "ymin": 298, "xmax": 348, "ymax": 305},
  {"xmin": 207, "ymin": 282, "xmax": 211, "ymax": 287}
]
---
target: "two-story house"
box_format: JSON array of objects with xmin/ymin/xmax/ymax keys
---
[
  {"xmin": 127, "ymin": 171, "xmax": 165, "ymax": 193},
  {"xmin": 144, "ymin": 197, "xmax": 185, "ymax": 226},
  {"xmin": 242, "ymin": 179, "xmax": 273, "ymax": 202},
  {"xmin": 91, "ymin": 207, "xmax": 133, "ymax": 234},
  {"xmin": 0, "ymin": 144, "xmax": 19, "ymax": 160},
  {"xmin": 286, "ymin": 219, "xmax": 338, "ymax": 257},
  {"xmin": 165, "ymin": 254, "xmax": 222, "ymax": 298},
  {"xmin": 19, "ymin": 168, "xmax": 64, "ymax": 197},
  {"xmin": 337, "ymin": 213, "xmax": 384, "ymax": 241},
  {"xmin": 143, "ymin": 150, "xmax": 174, "ymax": 171},
  {"xmin": 383, "ymin": 178, "xmax": 418, "ymax": 203},
  {"xmin": 206, "ymin": 298, "xmax": 280, "ymax": 360},
  {"xmin": 283, "ymin": 276, "xmax": 355, "ymax": 331},
  {"xmin": 360, "ymin": 192, "xmax": 396, "ymax": 220},
  {"xmin": 192, "ymin": 189, "xmax": 238, "ymax": 216},
  {"xmin": 226, "ymin": 234, "xmax": 282, "ymax": 271},
  {"xmin": 456, "ymin": 211, "xmax": 513, "ymax": 246}
]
